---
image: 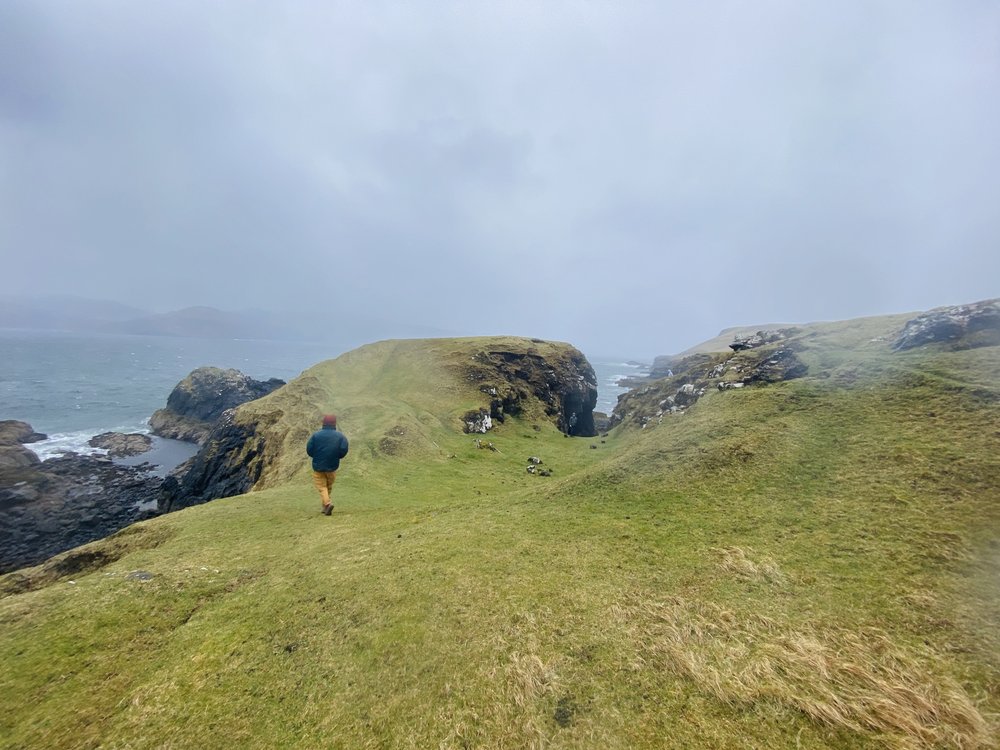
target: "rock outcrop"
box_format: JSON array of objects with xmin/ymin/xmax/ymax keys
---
[
  {"xmin": 729, "ymin": 329, "xmax": 789, "ymax": 352},
  {"xmin": 611, "ymin": 344, "xmax": 808, "ymax": 429},
  {"xmin": 149, "ymin": 367, "xmax": 285, "ymax": 444},
  {"xmin": 0, "ymin": 444, "xmax": 41, "ymax": 470},
  {"xmin": 0, "ymin": 420, "xmax": 47, "ymax": 445},
  {"xmin": 88, "ymin": 432, "xmax": 153, "ymax": 457},
  {"xmin": 0, "ymin": 422, "xmax": 162, "ymax": 573},
  {"xmin": 649, "ymin": 356, "xmax": 675, "ymax": 380},
  {"xmin": 0, "ymin": 421, "xmax": 45, "ymax": 471},
  {"xmin": 158, "ymin": 413, "xmax": 270, "ymax": 513},
  {"xmin": 742, "ymin": 348, "xmax": 809, "ymax": 384},
  {"xmin": 460, "ymin": 344, "xmax": 598, "ymax": 437},
  {"xmin": 892, "ymin": 299, "xmax": 1000, "ymax": 351}
]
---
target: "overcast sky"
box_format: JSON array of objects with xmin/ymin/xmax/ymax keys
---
[{"xmin": 1, "ymin": 1, "xmax": 998, "ymax": 356}]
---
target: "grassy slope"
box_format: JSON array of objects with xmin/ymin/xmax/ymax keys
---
[
  {"xmin": 672, "ymin": 312, "xmax": 913, "ymax": 356},
  {"xmin": 1, "ymin": 330, "xmax": 998, "ymax": 749}
]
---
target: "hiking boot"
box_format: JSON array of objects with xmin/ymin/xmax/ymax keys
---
[{"xmin": 322, "ymin": 504, "xmax": 333, "ymax": 516}]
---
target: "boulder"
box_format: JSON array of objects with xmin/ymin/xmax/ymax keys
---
[
  {"xmin": 674, "ymin": 383, "xmax": 699, "ymax": 406},
  {"xmin": 717, "ymin": 381, "xmax": 745, "ymax": 391},
  {"xmin": 463, "ymin": 409, "xmax": 493, "ymax": 434},
  {"xmin": 742, "ymin": 348, "xmax": 808, "ymax": 384},
  {"xmin": 149, "ymin": 367, "xmax": 285, "ymax": 444},
  {"xmin": 88, "ymin": 432, "xmax": 153, "ymax": 458},
  {"xmin": 0, "ymin": 420, "xmax": 47, "ymax": 445},
  {"xmin": 729, "ymin": 330, "xmax": 787, "ymax": 352},
  {"xmin": 892, "ymin": 299, "xmax": 1000, "ymax": 351},
  {"xmin": 0, "ymin": 444, "xmax": 41, "ymax": 470}
]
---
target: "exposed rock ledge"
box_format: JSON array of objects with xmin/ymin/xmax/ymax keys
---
[
  {"xmin": 611, "ymin": 344, "xmax": 808, "ymax": 429},
  {"xmin": 892, "ymin": 299, "xmax": 1000, "ymax": 351},
  {"xmin": 0, "ymin": 422, "xmax": 162, "ymax": 574},
  {"xmin": 88, "ymin": 432, "xmax": 153, "ymax": 457},
  {"xmin": 460, "ymin": 343, "xmax": 598, "ymax": 437},
  {"xmin": 149, "ymin": 366, "xmax": 285, "ymax": 444}
]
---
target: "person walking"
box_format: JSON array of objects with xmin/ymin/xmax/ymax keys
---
[{"xmin": 306, "ymin": 414, "xmax": 349, "ymax": 516}]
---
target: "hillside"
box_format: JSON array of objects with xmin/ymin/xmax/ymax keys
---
[{"xmin": 1, "ymin": 318, "xmax": 999, "ymax": 749}]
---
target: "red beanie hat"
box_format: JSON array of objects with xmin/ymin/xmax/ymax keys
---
[{"xmin": 322, "ymin": 414, "xmax": 337, "ymax": 427}]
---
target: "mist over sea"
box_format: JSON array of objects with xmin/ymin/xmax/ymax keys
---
[{"xmin": 0, "ymin": 330, "xmax": 643, "ymax": 457}]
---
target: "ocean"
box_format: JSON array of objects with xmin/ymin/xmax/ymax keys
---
[{"xmin": 0, "ymin": 329, "xmax": 644, "ymax": 461}]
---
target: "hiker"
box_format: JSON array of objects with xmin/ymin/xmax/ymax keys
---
[{"xmin": 306, "ymin": 414, "xmax": 349, "ymax": 516}]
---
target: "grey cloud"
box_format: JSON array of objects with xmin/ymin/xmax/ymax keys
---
[{"xmin": 1, "ymin": 1, "xmax": 998, "ymax": 357}]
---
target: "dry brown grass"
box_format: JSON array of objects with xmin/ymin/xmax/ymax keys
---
[
  {"xmin": 436, "ymin": 612, "xmax": 565, "ymax": 750},
  {"xmin": 715, "ymin": 546, "xmax": 788, "ymax": 585},
  {"xmin": 613, "ymin": 596, "xmax": 993, "ymax": 749}
]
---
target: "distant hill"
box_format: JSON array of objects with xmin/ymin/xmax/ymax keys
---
[
  {"xmin": 0, "ymin": 295, "xmax": 458, "ymax": 345},
  {"xmin": 105, "ymin": 306, "xmax": 283, "ymax": 340},
  {"xmin": 0, "ymin": 294, "xmax": 149, "ymax": 332}
]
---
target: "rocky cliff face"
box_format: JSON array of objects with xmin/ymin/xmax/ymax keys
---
[
  {"xmin": 158, "ymin": 412, "xmax": 276, "ymax": 513},
  {"xmin": 149, "ymin": 367, "xmax": 285, "ymax": 444},
  {"xmin": 459, "ymin": 343, "xmax": 598, "ymax": 437}
]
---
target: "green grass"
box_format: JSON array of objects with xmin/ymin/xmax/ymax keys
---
[{"xmin": 1, "ymin": 331, "xmax": 998, "ymax": 749}]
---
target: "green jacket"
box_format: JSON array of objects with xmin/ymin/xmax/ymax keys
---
[{"xmin": 306, "ymin": 426, "xmax": 349, "ymax": 472}]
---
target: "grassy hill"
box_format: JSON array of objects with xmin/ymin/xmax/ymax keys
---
[{"xmin": 1, "ymin": 325, "xmax": 998, "ymax": 749}]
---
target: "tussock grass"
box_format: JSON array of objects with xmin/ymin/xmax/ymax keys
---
[
  {"xmin": 614, "ymin": 595, "xmax": 991, "ymax": 749},
  {"xmin": 714, "ymin": 546, "xmax": 788, "ymax": 585}
]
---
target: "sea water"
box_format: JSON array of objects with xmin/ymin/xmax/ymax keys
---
[
  {"xmin": 0, "ymin": 330, "xmax": 644, "ymax": 461},
  {"xmin": 589, "ymin": 358, "xmax": 648, "ymax": 415},
  {"xmin": 0, "ymin": 330, "xmax": 329, "ymax": 462}
]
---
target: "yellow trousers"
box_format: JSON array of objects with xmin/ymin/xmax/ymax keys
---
[{"xmin": 312, "ymin": 470, "xmax": 337, "ymax": 507}]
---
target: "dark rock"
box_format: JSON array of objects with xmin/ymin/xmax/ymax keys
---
[
  {"xmin": 593, "ymin": 411, "xmax": 611, "ymax": 433},
  {"xmin": 157, "ymin": 413, "xmax": 264, "ymax": 513},
  {"xmin": 729, "ymin": 329, "xmax": 787, "ymax": 352},
  {"xmin": 611, "ymin": 341, "xmax": 807, "ymax": 428},
  {"xmin": 462, "ymin": 409, "xmax": 493, "ymax": 434},
  {"xmin": 0, "ymin": 455, "xmax": 162, "ymax": 574},
  {"xmin": 0, "ymin": 420, "xmax": 47, "ymax": 445},
  {"xmin": 149, "ymin": 367, "xmax": 285, "ymax": 444},
  {"xmin": 0, "ymin": 444, "xmax": 42, "ymax": 470},
  {"xmin": 717, "ymin": 381, "xmax": 746, "ymax": 391},
  {"xmin": 527, "ymin": 456, "xmax": 543, "ymax": 465},
  {"xmin": 88, "ymin": 432, "xmax": 153, "ymax": 458},
  {"xmin": 892, "ymin": 299, "xmax": 1000, "ymax": 351},
  {"xmin": 461, "ymin": 346, "xmax": 597, "ymax": 437},
  {"xmin": 742, "ymin": 348, "xmax": 808, "ymax": 384},
  {"xmin": 674, "ymin": 383, "xmax": 700, "ymax": 406}
]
